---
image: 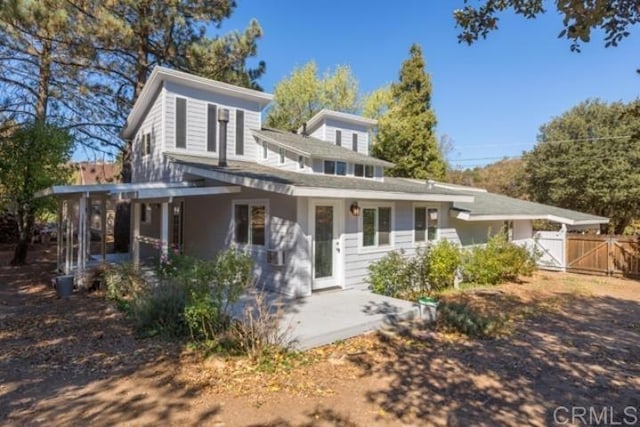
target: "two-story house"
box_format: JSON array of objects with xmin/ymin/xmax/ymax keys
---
[{"xmin": 38, "ymin": 66, "xmax": 607, "ymax": 295}]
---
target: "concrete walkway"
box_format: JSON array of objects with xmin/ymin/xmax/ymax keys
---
[{"xmin": 279, "ymin": 289, "xmax": 420, "ymax": 350}]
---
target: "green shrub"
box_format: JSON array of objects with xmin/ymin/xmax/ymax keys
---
[
  {"xmin": 367, "ymin": 250, "xmax": 415, "ymax": 299},
  {"xmin": 426, "ymin": 240, "xmax": 461, "ymax": 291},
  {"xmin": 437, "ymin": 301, "xmax": 509, "ymax": 338},
  {"xmin": 461, "ymin": 232, "xmax": 536, "ymax": 285},
  {"xmin": 130, "ymin": 280, "xmax": 189, "ymax": 338},
  {"xmin": 103, "ymin": 262, "xmax": 146, "ymax": 306}
]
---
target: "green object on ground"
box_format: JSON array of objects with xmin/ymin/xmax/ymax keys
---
[{"xmin": 418, "ymin": 296, "xmax": 438, "ymax": 305}]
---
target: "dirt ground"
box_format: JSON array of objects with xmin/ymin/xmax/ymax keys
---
[{"xmin": 1, "ymin": 244, "xmax": 639, "ymax": 426}]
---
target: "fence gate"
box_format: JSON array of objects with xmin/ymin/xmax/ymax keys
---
[
  {"xmin": 533, "ymin": 231, "xmax": 566, "ymax": 271},
  {"xmin": 566, "ymin": 235, "xmax": 640, "ymax": 278}
]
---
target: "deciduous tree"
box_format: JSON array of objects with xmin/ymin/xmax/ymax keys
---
[
  {"xmin": 266, "ymin": 61, "xmax": 359, "ymax": 132},
  {"xmin": 454, "ymin": 0, "xmax": 639, "ymax": 51},
  {"xmin": 372, "ymin": 44, "xmax": 446, "ymax": 180},
  {"xmin": 0, "ymin": 122, "xmax": 73, "ymax": 265},
  {"xmin": 524, "ymin": 99, "xmax": 640, "ymax": 234}
]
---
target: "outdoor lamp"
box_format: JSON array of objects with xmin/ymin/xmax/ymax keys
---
[{"xmin": 350, "ymin": 202, "xmax": 361, "ymax": 216}]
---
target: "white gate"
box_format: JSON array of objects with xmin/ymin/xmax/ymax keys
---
[{"xmin": 532, "ymin": 231, "xmax": 566, "ymax": 271}]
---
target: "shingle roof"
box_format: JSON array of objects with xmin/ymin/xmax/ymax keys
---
[
  {"xmin": 167, "ymin": 153, "xmax": 471, "ymax": 201},
  {"xmin": 252, "ymin": 128, "xmax": 394, "ymax": 168},
  {"xmin": 447, "ymin": 187, "xmax": 608, "ymax": 225}
]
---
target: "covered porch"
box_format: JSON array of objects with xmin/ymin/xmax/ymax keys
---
[{"xmin": 35, "ymin": 181, "xmax": 240, "ymax": 286}]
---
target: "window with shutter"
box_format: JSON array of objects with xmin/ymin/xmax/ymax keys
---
[
  {"xmin": 175, "ymin": 98, "xmax": 187, "ymax": 148},
  {"xmin": 207, "ymin": 104, "xmax": 217, "ymax": 152},
  {"xmin": 236, "ymin": 110, "xmax": 244, "ymax": 155}
]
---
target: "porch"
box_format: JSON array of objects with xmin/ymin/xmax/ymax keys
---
[{"xmin": 237, "ymin": 288, "xmax": 420, "ymax": 350}]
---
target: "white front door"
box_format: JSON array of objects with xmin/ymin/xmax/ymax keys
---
[{"xmin": 310, "ymin": 200, "xmax": 343, "ymax": 290}]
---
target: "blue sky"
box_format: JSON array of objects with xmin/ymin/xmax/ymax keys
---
[{"xmin": 217, "ymin": 0, "xmax": 639, "ymax": 168}]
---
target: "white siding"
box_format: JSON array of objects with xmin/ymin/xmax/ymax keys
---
[
  {"xmin": 257, "ymin": 140, "xmax": 310, "ymax": 172},
  {"xmin": 341, "ymin": 200, "xmax": 449, "ymax": 289},
  {"xmin": 132, "ymin": 87, "xmax": 166, "ymax": 183},
  {"xmin": 449, "ymin": 218, "xmax": 504, "ymax": 246},
  {"xmin": 308, "ymin": 123, "xmax": 325, "ymax": 140},
  {"xmin": 164, "ymin": 81, "xmax": 262, "ymax": 162},
  {"xmin": 324, "ymin": 118, "xmax": 370, "ymax": 154},
  {"xmin": 181, "ymin": 187, "xmax": 309, "ymax": 297}
]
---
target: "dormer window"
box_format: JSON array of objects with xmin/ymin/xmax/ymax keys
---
[
  {"xmin": 279, "ymin": 148, "xmax": 285, "ymax": 164},
  {"xmin": 336, "ymin": 130, "xmax": 342, "ymax": 147},
  {"xmin": 324, "ymin": 160, "xmax": 346, "ymax": 176},
  {"xmin": 352, "ymin": 133, "xmax": 358, "ymax": 152},
  {"xmin": 298, "ymin": 155, "xmax": 305, "ymax": 169},
  {"xmin": 354, "ymin": 164, "xmax": 374, "ymax": 178}
]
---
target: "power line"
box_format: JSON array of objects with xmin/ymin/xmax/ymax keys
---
[
  {"xmin": 452, "ymin": 134, "xmax": 633, "ymax": 150},
  {"xmin": 450, "ymin": 134, "xmax": 635, "ymax": 162}
]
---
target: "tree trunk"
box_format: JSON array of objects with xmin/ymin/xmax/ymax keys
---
[{"xmin": 11, "ymin": 208, "xmax": 34, "ymax": 266}]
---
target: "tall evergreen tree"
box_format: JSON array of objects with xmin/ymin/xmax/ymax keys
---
[{"xmin": 373, "ymin": 44, "xmax": 446, "ymax": 180}]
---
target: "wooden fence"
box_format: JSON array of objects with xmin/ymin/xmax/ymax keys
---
[{"xmin": 566, "ymin": 235, "xmax": 640, "ymax": 278}]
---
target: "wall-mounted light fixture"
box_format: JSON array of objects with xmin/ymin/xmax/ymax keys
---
[{"xmin": 350, "ymin": 202, "xmax": 361, "ymax": 217}]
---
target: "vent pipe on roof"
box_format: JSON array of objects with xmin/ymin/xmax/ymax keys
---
[
  {"xmin": 218, "ymin": 108, "xmax": 230, "ymax": 167},
  {"xmin": 427, "ymin": 179, "xmax": 435, "ymax": 189}
]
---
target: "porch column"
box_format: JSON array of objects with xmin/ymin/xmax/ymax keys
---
[
  {"xmin": 160, "ymin": 202, "xmax": 169, "ymax": 257},
  {"xmin": 132, "ymin": 201, "xmax": 141, "ymax": 269},
  {"xmin": 77, "ymin": 194, "xmax": 87, "ymax": 287},
  {"xmin": 100, "ymin": 196, "xmax": 107, "ymax": 263},
  {"xmin": 56, "ymin": 199, "xmax": 63, "ymax": 272},
  {"xmin": 65, "ymin": 200, "xmax": 73, "ymax": 275}
]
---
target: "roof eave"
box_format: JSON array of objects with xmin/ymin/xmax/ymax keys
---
[{"xmin": 451, "ymin": 209, "xmax": 608, "ymax": 225}]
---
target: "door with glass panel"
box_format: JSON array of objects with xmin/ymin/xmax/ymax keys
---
[{"xmin": 311, "ymin": 201, "xmax": 341, "ymax": 290}]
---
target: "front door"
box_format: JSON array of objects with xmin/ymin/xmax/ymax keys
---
[{"xmin": 311, "ymin": 201, "xmax": 342, "ymax": 290}]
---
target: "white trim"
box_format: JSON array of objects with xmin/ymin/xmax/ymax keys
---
[
  {"xmin": 122, "ymin": 66, "xmax": 272, "ymax": 139},
  {"xmin": 35, "ymin": 181, "xmax": 198, "ymax": 198},
  {"xmin": 133, "ymin": 185, "xmax": 241, "ymax": 200},
  {"xmin": 358, "ymin": 201, "xmax": 395, "ymax": 253},
  {"xmin": 293, "ymin": 187, "xmax": 474, "ymax": 202},
  {"xmin": 231, "ymin": 198, "xmax": 270, "ymax": 248},
  {"xmin": 253, "ymin": 130, "xmax": 310, "ymax": 157},
  {"xmin": 308, "ymin": 198, "xmax": 345, "ymax": 290},
  {"xmin": 451, "ymin": 209, "xmax": 608, "ymax": 226},
  {"xmin": 301, "ymin": 109, "xmax": 377, "ymax": 134},
  {"xmin": 161, "ymin": 84, "xmax": 166, "ymax": 153}
]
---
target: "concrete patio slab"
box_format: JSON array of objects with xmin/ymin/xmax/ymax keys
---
[{"xmin": 278, "ymin": 289, "xmax": 420, "ymax": 350}]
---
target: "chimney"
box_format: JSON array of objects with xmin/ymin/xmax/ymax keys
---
[
  {"xmin": 301, "ymin": 122, "xmax": 307, "ymax": 136},
  {"xmin": 218, "ymin": 108, "xmax": 230, "ymax": 167}
]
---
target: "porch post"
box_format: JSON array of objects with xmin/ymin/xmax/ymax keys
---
[
  {"xmin": 160, "ymin": 202, "xmax": 170, "ymax": 257},
  {"xmin": 77, "ymin": 194, "xmax": 87, "ymax": 287},
  {"xmin": 56, "ymin": 199, "xmax": 63, "ymax": 273},
  {"xmin": 132, "ymin": 201, "xmax": 141, "ymax": 269},
  {"xmin": 100, "ymin": 196, "xmax": 107, "ymax": 263},
  {"xmin": 65, "ymin": 200, "xmax": 72, "ymax": 275}
]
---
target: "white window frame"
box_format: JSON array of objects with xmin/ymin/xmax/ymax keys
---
[
  {"xmin": 323, "ymin": 160, "xmax": 347, "ymax": 176},
  {"xmin": 231, "ymin": 199, "xmax": 270, "ymax": 247},
  {"xmin": 358, "ymin": 202, "xmax": 395, "ymax": 253},
  {"xmin": 142, "ymin": 132, "xmax": 152, "ymax": 157},
  {"xmin": 412, "ymin": 203, "xmax": 440, "ymax": 244},
  {"xmin": 279, "ymin": 147, "xmax": 285, "ymax": 164}
]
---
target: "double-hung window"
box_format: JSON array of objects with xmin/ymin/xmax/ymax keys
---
[
  {"xmin": 362, "ymin": 206, "xmax": 392, "ymax": 247},
  {"xmin": 141, "ymin": 133, "xmax": 151, "ymax": 157},
  {"xmin": 414, "ymin": 207, "xmax": 438, "ymax": 242},
  {"xmin": 233, "ymin": 201, "xmax": 267, "ymax": 246}
]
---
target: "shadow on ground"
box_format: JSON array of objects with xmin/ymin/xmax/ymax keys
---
[
  {"xmin": 0, "ymin": 245, "xmax": 220, "ymax": 426},
  {"xmin": 350, "ymin": 290, "xmax": 640, "ymax": 425}
]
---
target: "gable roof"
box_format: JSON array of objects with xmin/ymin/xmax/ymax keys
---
[
  {"xmin": 436, "ymin": 183, "xmax": 608, "ymax": 226},
  {"xmin": 122, "ymin": 66, "xmax": 273, "ymax": 140},
  {"xmin": 253, "ymin": 128, "xmax": 393, "ymax": 168},
  {"xmin": 302, "ymin": 109, "xmax": 378, "ymax": 133},
  {"xmin": 167, "ymin": 153, "xmax": 473, "ymax": 202}
]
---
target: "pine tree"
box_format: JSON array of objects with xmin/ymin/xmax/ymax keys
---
[{"xmin": 373, "ymin": 44, "xmax": 446, "ymax": 180}]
